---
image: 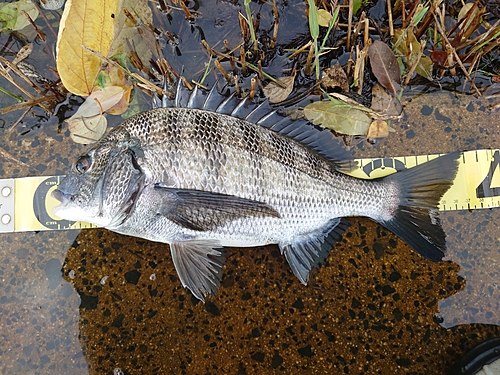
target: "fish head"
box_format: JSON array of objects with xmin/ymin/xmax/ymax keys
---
[{"xmin": 52, "ymin": 130, "xmax": 146, "ymax": 228}]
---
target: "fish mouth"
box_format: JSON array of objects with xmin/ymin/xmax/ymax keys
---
[
  {"xmin": 52, "ymin": 189, "xmax": 68, "ymax": 204},
  {"xmin": 51, "ymin": 189, "xmax": 71, "ymax": 214}
]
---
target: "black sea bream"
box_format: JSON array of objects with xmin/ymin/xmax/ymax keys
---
[{"xmin": 53, "ymin": 83, "xmax": 460, "ymax": 301}]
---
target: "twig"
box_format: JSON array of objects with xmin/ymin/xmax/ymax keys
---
[
  {"xmin": 433, "ymin": 12, "xmax": 481, "ymax": 95},
  {"xmin": 403, "ymin": 39, "xmax": 425, "ymax": 86},
  {"xmin": 0, "ymin": 61, "xmax": 53, "ymax": 113},
  {"xmin": 0, "ymin": 146, "xmax": 30, "ymax": 167},
  {"xmin": 0, "ymin": 56, "xmax": 43, "ymax": 95},
  {"xmin": 287, "ymin": 40, "xmax": 313, "ymax": 59},
  {"xmin": 7, "ymin": 107, "xmax": 31, "ymax": 134},
  {"xmin": 1, "ymin": 94, "xmax": 57, "ymax": 114},
  {"xmin": 387, "ymin": 0, "xmax": 394, "ymax": 37},
  {"xmin": 81, "ymin": 45, "xmax": 163, "ymax": 96},
  {"xmin": 347, "ymin": 0, "xmax": 353, "ymax": 50}
]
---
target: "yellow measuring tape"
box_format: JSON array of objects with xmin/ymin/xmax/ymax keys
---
[{"xmin": 0, "ymin": 149, "xmax": 498, "ymax": 233}]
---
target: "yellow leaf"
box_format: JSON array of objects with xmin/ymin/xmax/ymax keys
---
[
  {"xmin": 316, "ymin": 9, "xmax": 331, "ymax": 27},
  {"xmin": 108, "ymin": 0, "xmax": 153, "ymax": 64},
  {"xmin": 107, "ymin": 84, "xmax": 133, "ymax": 115},
  {"xmin": 56, "ymin": 0, "xmax": 120, "ymax": 96}
]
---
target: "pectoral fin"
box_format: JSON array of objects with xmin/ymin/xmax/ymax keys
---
[
  {"xmin": 170, "ymin": 241, "xmax": 225, "ymax": 302},
  {"xmin": 155, "ymin": 185, "xmax": 280, "ymax": 231}
]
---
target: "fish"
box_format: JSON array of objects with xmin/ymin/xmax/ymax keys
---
[{"xmin": 52, "ymin": 81, "xmax": 460, "ymax": 302}]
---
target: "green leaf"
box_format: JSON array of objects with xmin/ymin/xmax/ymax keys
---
[
  {"xmin": 0, "ymin": 0, "xmax": 39, "ymax": 32},
  {"xmin": 352, "ymin": 0, "xmax": 363, "ymax": 15},
  {"xmin": 304, "ymin": 100, "xmax": 372, "ymax": 136},
  {"xmin": 306, "ymin": 0, "xmax": 319, "ymax": 40},
  {"xmin": 393, "ymin": 28, "xmax": 434, "ymax": 81},
  {"xmin": 415, "ymin": 56, "xmax": 433, "ymax": 81}
]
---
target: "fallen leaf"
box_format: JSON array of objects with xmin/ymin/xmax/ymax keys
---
[
  {"xmin": 368, "ymin": 40, "xmax": 401, "ymax": 95},
  {"xmin": 68, "ymin": 114, "xmax": 107, "ymax": 144},
  {"xmin": 304, "ymin": 100, "xmax": 372, "ymax": 136},
  {"xmin": 107, "ymin": 85, "xmax": 132, "ymax": 115},
  {"xmin": 12, "ymin": 42, "xmax": 33, "ymax": 65},
  {"xmin": 316, "ymin": 9, "xmax": 331, "ymax": 27},
  {"xmin": 66, "ymin": 85, "xmax": 125, "ymax": 143},
  {"xmin": 71, "ymin": 85, "xmax": 125, "ymax": 119},
  {"xmin": 393, "ymin": 29, "xmax": 433, "ymax": 81},
  {"xmin": 56, "ymin": 0, "xmax": 120, "ymax": 96},
  {"xmin": 108, "ymin": 0, "xmax": 153, "ymax": 65},
  {"xmin": 366, "ymin": 120, "xmax": 391, "ymax": 139},
  {"xmin": 0, "ymin": 0, "xmax": 39, "ymax": 32},
  {"xmin": 352, "ymin": 0, "xmax": 363, "ymax": 14},
  {"xmin": 430, "ymin": 50, "xmax": 448, "ymax": 66},
  {"xmin": 263, "ymin": 74, "xmax": 295, "ymax": 104},
  {"xmin": 321, "ymin": 63, "xmax": 349, "ymax": 92},
  {"xmin": 371, "ymin": 83, "xmax": 403, "ymax": 118}
]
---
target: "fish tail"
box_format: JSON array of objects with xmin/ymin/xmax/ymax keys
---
[{"xmin": 380, "ymin": 151, "xmax": 461, "ymax": 261}]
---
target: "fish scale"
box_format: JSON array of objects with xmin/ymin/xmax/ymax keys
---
[{"xmin": 53, "ymin": 82, "xmax": 460, "ymax": 302}]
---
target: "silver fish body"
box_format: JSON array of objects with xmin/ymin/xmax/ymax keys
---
[{"xmin": 53, "ymin": 84, "xmax": 460, "ymax": 301}]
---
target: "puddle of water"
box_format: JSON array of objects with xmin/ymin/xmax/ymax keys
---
[{"xmin": 0, "ymin": 1, "xmax": 499, "ymax": 374}]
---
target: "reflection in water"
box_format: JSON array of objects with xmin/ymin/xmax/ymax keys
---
[
  {"xmin": 61, "ymin": 220, "xmax": 499, "ymax": 374},
  {"xmin": 439, "ymin": 209, "xmax": 500, "ymax": 328},
  {"xmin": 0, "ymin": 230, "xmax": 88, "ymax": 374}
]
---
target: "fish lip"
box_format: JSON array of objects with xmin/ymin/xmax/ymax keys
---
[{"xmin": 51, "ymin": 189, "xmax": 70, "ymax": 206}]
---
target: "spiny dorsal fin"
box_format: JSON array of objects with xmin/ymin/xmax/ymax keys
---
[{"xmin": 153, "ymin": 79, "xmax": 355, "ymax": 171}]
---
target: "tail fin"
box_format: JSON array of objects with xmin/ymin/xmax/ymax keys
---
[{"xmin": 380, "ymin": 152, "xmax": 461, "ymax": 261}]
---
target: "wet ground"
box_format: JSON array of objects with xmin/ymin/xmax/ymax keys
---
[{"xmin": 1, "ymin": 1, "xmax": 500, "ymax": 374}]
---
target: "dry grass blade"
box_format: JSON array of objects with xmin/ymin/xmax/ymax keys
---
[
  {"xmin": 432, "ymin": 11, "xmax": 481, "ymax": 96},
  {"xmin": 0, "ymin": 94, "xmax": 57, "ymax": 114},
  {"xmin": 0, "ymin": 58, "xmax": 53, "ymax": 114}
]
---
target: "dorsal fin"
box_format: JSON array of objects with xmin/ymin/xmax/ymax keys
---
[{"xmin": 153, "ymin": 80, "xmax": 355, "ymax": 170}]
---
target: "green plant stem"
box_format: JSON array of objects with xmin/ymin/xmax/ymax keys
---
[
  {"xmin": 0, "ymin": 87, "xmax": 23, "ymax": 102},
  {"xmin": 244, "ymin": 0, "xmax": 257, "ymax": 48}
]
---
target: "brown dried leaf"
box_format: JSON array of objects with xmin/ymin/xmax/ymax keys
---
[
  {"xmin": 107, "ymin": 85, "xmax": 133, "ymax": 115},
  {"xmin": 263, "ymin": 74, "xmax": 295, "ymax": 104},
  {"xmin": 366, "ymin": 120, "xmax": 390, "ymax": 139},
  {"xmin": 368, "ymin": 40, "xmax": 401, "ymax": 95},
  {"xmin": 321, "ymin": 63, "xmax": 349, "ymax": 92},
  {"xmin": 12, "ymin": 43, "xmax": 33, "ymax": 65},
  {"xmin": 371, "ymin": 83, "xmax": 403, "ymax": 118}
]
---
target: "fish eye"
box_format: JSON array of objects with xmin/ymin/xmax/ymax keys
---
[{"xmin": 74, "ymin": 155, "xmax": 92, "ymax": 174}]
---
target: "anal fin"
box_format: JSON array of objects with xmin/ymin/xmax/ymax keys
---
[
  {"xmin": 170, "ymin": 241, "xmax": 225, "ymax": 302},
  {"xmin": 280, "ymin": 218, "xmax": 349, "ymax": 284}
]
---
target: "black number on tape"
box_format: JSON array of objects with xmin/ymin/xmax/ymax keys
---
[{"xmin": 476, "ymin": 151, "xmax": 500, "ymax": 199}]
